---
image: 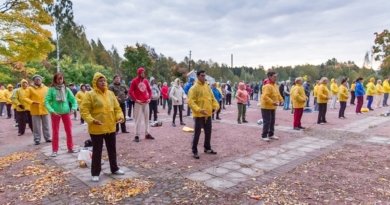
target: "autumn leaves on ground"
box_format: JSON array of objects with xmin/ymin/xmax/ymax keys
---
[{"xmin": 0, "ymin": 143, "xmax": 389, "ymax": 204}]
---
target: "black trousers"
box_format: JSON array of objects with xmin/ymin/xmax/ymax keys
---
[
  {"xmin": 192, "ymin": 117, "xmax": 212, "ymax": 154},
  {"xmin": 317, "ymin": 103, "xmax": 327, "ymax": 123},
  {"xmin": 226, "ymin": 93, "xmax": 232, "ymax": 105},
  {"xmin": 212, "ymin": 101, "xmax": 222, "ymax": 119},
  {"xmin": 116, "ymin": 102, "xmax": 127, "ymax": 132},
  {"xmin": 6, "ymin": 104, "xmax": 12, "ymax": 118},
  {"xmin": 149, "ymin": 100, "xmax": 158, "ymax": 121},
  {"xmin": 186, "ymin": 104, "xmax": 191, "ymax": 116},
  {"xmin": 172, "ymin": 105, "xmax": 183, "ymax": 123},
  {"xmin": 350, "ymin": 91, "xmax": 355, "ymax": 104},
  {"xmin": 91, "ymin": 132, "xmax": 119, "ymax": 176},
  {"xmin": 17, "ymin": 110, "xmax": 33, "ymax": 134},
  {"xmin": 339, "ymin": 101, "xmax": 346, "ymax": 118},
  {"xmin": 261, "ymin": 109, "xmax": 275, "ymax": 138},
  {"xmin": 0, "ymin": 102, "xmax": 5, "ymax": 116}
]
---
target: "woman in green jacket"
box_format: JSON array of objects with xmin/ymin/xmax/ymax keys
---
[{"xmin": 45, "ymin": 73, "xmax": 78, "ymax": 157}]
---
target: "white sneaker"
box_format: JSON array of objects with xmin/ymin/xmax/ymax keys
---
[
  {"xmin": 269, "ymin": 136, "xmax": 279, "ymax": 140},
  {"xmin": 50, "ymin": 152, "xmax": 57, "ymax": 157},
  {"xmin": 91, "ymin": 176, "xmax": 99, "ymax": 182},
  {"xmin": 113, "ymin": 169, "xmax": 125, "ymax": 175},
  {"xmin": 262, "ymin": 137, "xmax": 270, "ymax": 141}
]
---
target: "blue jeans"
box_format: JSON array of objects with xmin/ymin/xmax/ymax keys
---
[
  {"xmin": 283, "ymin": 96, "xmax": 290, "ymax": 110},
  {"xmin": 367, "ymin": 96, "xmax": 374, "ymax": 109}
]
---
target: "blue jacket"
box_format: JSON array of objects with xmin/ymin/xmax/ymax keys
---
[
  {"xmin": 355, "ymin": 81, "xmax": 365, "ymax": 96},
  {"xmin": 212, "ymin": 87, "xmax": 222, "ymax": 102},
  {"xmin": 183, "ymin": 77, "xmax": 195, "ymax": 95}
]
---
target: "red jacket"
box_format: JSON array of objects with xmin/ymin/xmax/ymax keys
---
[
  {"xmin": 129, "ymin": 67, "xmax": 152, "ymax": 103},
  {"xmin": 161, "ymin": 85, "xmax": 169, "ymax": 99}
]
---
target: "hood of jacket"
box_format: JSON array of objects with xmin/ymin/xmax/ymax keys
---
[
  {"xmin": 137, "ymin": 67, "xmax": 145, "ymax": 77},
  {"xmin": 92, "ymin": 72, "xmax": 108, "ymax": 93}
]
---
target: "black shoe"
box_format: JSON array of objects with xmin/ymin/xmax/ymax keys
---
[
  {"xmin": 193, "ymin": 153, "xmax": 200, "ymax": 159},
  {"xmin": 242, "ymin": 120, "xmax": 248, "ymax": 123},
  {"xmin": 238, "ymin": 121, "xmax": 242, "ymax": 124},
  {"xmin": 134, "ymin": 136, "xmax": 140, "ymax": 142},
  {"xmin": 34, "ymin": 141, "xmax": 40, "ymax": 145},
  {"xmin": 293, "ymin": 127, "xmax": 300, "ymax": 130},
  {"xmin": 145, "ymin": 134, "xmax": 155, "ymax": 140},
  {"xmin": 18, "ymin": 133, "xmax": 24, "ymax": 136},
  {"xmin": 298, "ymin": 126, "xmax": 306, "ymax": 129},
  {"xmin": 216, "ymin": 117, "xmax": 221, "ymax": 120},
  {"xmin": 122, "ymin": 131, "xmax": 130, "ymax": 133},
  {"xmin": 172, "ymin": 123, "xmax": 176, "ymax": 127},
  {"xmin": 45, "ymin": 139, "xmax": 52, "ymax": 143},
  {"xmin": 180, "ymin": 122, "xmax": 186, "ymax": 125},
  {"xmin": 204, "ymin": 149, "xmax": 217, "ymax": 154}
]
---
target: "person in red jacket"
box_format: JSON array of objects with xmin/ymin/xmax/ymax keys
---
[
  {"xmin": 129, "ymin": 67, "xmax": 155, "ymax": 142},
  {"xmin": 161, "ymin": 82, "xmax": 169, "ymax": 109}
]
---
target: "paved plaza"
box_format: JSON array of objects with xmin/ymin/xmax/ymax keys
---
[{"xmin": 0, "ymin": 101, "xmax": 389, "ymax": 204}]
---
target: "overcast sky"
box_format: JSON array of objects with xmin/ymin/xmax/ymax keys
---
[{"xmin": 71, "ymin": 0, "xmax": 389, "ymax": 69}]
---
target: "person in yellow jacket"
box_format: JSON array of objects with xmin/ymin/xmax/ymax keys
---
[
  {"xmin": 338, "ymin": 78, "xmax": 349, "ymax": 119},
  {"xmin": 260, "ymin": 71, "xmax": 284, "ymax": 141},
  {"xmin": 0, "ymin": 85, "xmax": 6, "ymax": 116},
  {"xmin": 350, "ymin": 80, "xmax": 356, "ymax": 105},
  {"xmin": 187, "ymin": 70, "xmax": 220, "ymax": 159},
  {"xmin": 80, "ymin": 72, "xmax": 125, "ymax": 182},
  {"xmin": 317, "ymin": 77, "xmax": 330, "ymax": 124},
  {"xmin": 11, "ymin": 79, "xmax": 33, "ymax": 136},
  {"xmin": 330, "ymin": 78, "xmax": 339, "ymax": 109},
  {"xmin": 4, "ymin": 84, "xmax": 14, "ymax": 119},
  {"xmin": 375, "ymin": 79, "xmax": 384, "ymax": 108},
  {"xmin": 24, "ymin": 75, "xmax": 51, "ymax": 145},
  {"xmin": 75, "ymin": 84, "xmax": 88, "ymax": 124},
  {"xmin": 291, "ymin": 77, "xmax": 307, "ymax": 130},
  {"xmin": 383, "ymin": 77, "xmax": 390, "ymax": 106},
  {"xmin": 313, "ymin": 80, "xmax": 320, "ymax": 111},
  {"xmin": 366, "ymin": 77, "xmax": 376, "ymax": 110}
]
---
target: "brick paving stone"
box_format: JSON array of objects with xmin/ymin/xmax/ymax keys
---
[
  {"xmin": 236, "ymin": 167, "xmax": 264, "ymax": 177},
  {"xmin": 297, "ymin": 146, "xmax": 318, "ymax": 153},
  {"xmin": 219, "ymin": 161, "xmax": 242, "ymax": 170},
  {"xmin": 249, "ymin": 153, "xmax": 268, "ymax": 161},
  {"xmin": 275, "ymin": 153, "xmax": 300, "ymax": 161},
  {"xmin": 204, "ymin": 167, "xmax": 231, "ymax": 176},
  {"xmin": 186, "ymin": 172, "xmax": 214, "ymax": 181},
  {"xmin": 204, "ymin": 177, "xmax": 236, "ymax": 191},
  {"xmin": 221, "ymin": 171, "xmax": 248, "ymax": 183},
  {"xmin": 234, "ymin": 157, "xmax": 257, "ymax": 165},
  {"xmin": 267, "ymin": 157, "xmax": 290, "ymax": 166},
  {"xmin": 252, "ymin": 161, "xmax": 280, "ymax": 171},
  {"xmin": 283, "ymin": 149, "xmax": 307, "ymax": 157}
]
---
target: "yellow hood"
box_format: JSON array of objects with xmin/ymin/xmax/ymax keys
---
[{"xmin": 92, "ymin": 72, "xmax": 108, "ymax": 92}]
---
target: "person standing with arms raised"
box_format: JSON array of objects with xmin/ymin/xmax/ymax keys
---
[
  {"xmin": 129, "ymin": 67, "xmax": 155, "ymax": 143},
  {"xmin": 188, "ymin": 70, "xmax": 220, "ymax": 159}
]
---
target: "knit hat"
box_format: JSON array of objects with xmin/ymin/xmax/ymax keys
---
[{"xmin": 32, "ymin": 74, "xmax": 43, "ymax": 81}]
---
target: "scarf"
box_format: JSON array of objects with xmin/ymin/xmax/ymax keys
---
[{"xmin": 55, "ymin": 84, "xmax": 66, "ymax": 102}]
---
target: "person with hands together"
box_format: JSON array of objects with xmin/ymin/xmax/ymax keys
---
[
  {"xmin": 187, "ymin": 70, "xmax": 220, "ymax": 159},
  {"xmin": 260, "ymin": 71, "xmax": 284, "ymax": 142},
  {"xmin": 11, "ymin": 79, "xmax": 33, "ymax": 136},
  {"xmin": 45, "ymin": 73, "xmax": 78, "ymax": 157},
  {"xmin": 129, "ymin": 67, "xmax": 155, "ymax": 143},
  {"xmin": 80, "ymin": 72, "xmax": 125, "ymax": 182}
]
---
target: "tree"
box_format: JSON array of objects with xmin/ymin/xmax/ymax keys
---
[
  {"xmin": 0, "ymin": 0, "xmax": 54, "ymax": 67},
  {"xmin": 121, "ymin": 43, "xmax": 154, "ymax": 81},
  {"xmin": 373, "ymin": 29, "xmax": 390, "ymax": 77}
]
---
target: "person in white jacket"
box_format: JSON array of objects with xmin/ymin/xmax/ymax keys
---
[{"xmin": 169, "ymin": 78, "xmax": 186, "ymax": 127}]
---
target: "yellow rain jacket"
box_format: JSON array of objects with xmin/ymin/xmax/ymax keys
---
[
  {"xmin": 330, "ymin": 79, "xmax": 339, "ymax": 95},
  {"xmin": 291, "ymin": 84, "xmax": 306, "ymax": 109},
  {"xmin": 338, "ymin": 84, "xmax": 349, "ymax": 102},
  {"xmin": 350, "ymin": 82, "xmax": 356, "ymax": 92},
  {"xmin": 313, "ymin": 84, "xmax": 319, "ymax": 98},
  {"xmin": 0, "ymin": 87, "xmax": 6, "ymax": 103},
  {"xmin": 75, "ymin": 90, "xmax": 87, "ymax": 106},
  {"xmin": 376, "ymin": 83, "xmax": 384, "ymax": 95},
  {"xmin": 24, "ymin": 84, "xmax": 49, "ymax": 115},
  {"xmin": 12, "ymin": 79, "xmax": 30, "ymax": 111},
  {"xmin": 366, "ymin": 78, "xmax": 376, "ymax": 96},
  {"xmin": 383, "ymin": 79, "xmax": 390, "ymax": 93},
  {"xmin": 5, "ymin": 85, "xmax": 13, "ymax": 104},
  {"xmin": 188, "ymin": 80, "xmax": 220, "ymax": 117},
  {"xmin": 80, "ymin": 72, "xmax": 124, "ymax": 135},
  {"xmin": 260, "ymin": 82, "xmax": 283, "ymax": 109},
  {"xmin": 317, "ymin": 83, "xmax": 330, "ymax": 103}
]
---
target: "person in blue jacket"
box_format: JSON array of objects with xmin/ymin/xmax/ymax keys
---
[
  {"xmin": 354, "ymin": 77, "xmax": 365, "ymax": 114},
  {"xmin": 183, "ymin": 77, "xmax": 195, "ymax": 116},
  {"xmin": 211, "ymin": 82, "xmax": 222, "ymax": 120}
]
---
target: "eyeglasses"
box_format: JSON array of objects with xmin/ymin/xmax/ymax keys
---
[{"xmin": 200, "ymin": 74, "xmax": 206, "ymax": 77}]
